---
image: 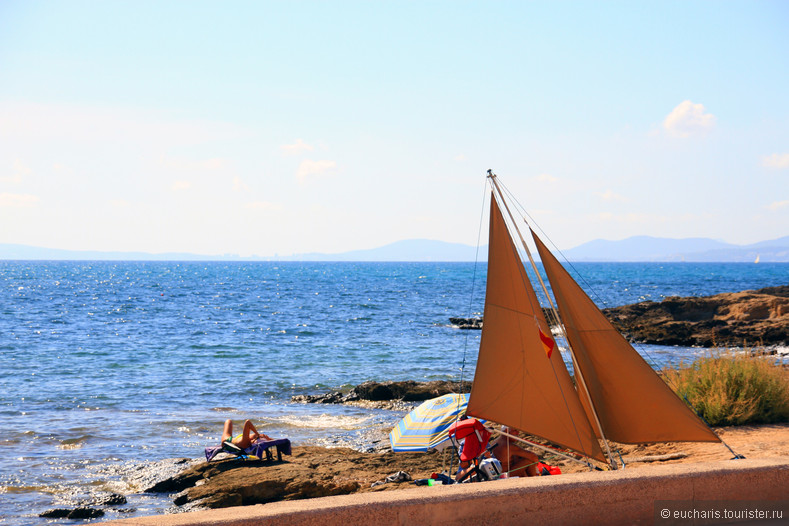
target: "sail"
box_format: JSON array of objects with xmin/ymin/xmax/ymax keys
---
[
  {"xmin": 531, "ymin": 229, "xmax": 720, "ymax": 444},
  {"xmin": 466, "ymin": 196, "xmax": 605, "ymax": 462}
]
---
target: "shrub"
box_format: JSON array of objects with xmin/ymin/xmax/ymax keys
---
[{"xmin": 663, "ymin": 352, "xmax": 789, "ymax": 426}]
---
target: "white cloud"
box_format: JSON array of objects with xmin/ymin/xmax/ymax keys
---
[
  {"xmin": 454, "ymin": 154, "xmax": 467, "ymax": 162},
  {"xmin": 0, "ymin": 192, "xmax": 39, "ymax": 207},
  {"xmin": 52, "ymin": 163, "xmax": 74, "ymax": 175},
  {"xmin": 596, "ymin": 189, "xmax": 628, "ymax": 202},
  {"xmin": 767, "ymin": 200, "xmax": 789, "ymax": 211},
  {"xmin": 762, "ymin": 153, "xmax": 789, "ymax": 170},
  {"xmin": 281, "ymin": 139, "xmax": 314, "ymax": 156},
  {"xmin": 232, "ymin": 176, "xmax": 249, "ymax": 192},
  {"xmin": 110, "ymin": 199, "xmax": 131, "ymax": 209},
  {"xmin": 663, "ymin": 100, "xmax": 716, "ymax": 138},
  {"xmin": 0, "ymin": 102, "xmax": 243, "ymax": 146},
  {"xmin": 245, "ymin": 201, "xmax": 283, "ymax": 211},
  {"xmin": 159, "ymin": 156, "xmax": 228, "ymax": 172},
  {"xmin": 171, "ymin": 180, "xmax": 192, "ymax": 191},
  {"xmin": 534, "ymin": 173, "xmax": 559, "ymax": 183},
  {"xmin": 1, "ymin": 159, "xmax": 32, "ymax": 184},
  {"xmin": 296, "ymin": 160, "xmax": 337, "ymax": 184}
]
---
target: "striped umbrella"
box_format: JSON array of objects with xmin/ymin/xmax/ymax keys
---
[{"xmin": 389, "ymin": 393, "xmax": 470, "ymax": 452}]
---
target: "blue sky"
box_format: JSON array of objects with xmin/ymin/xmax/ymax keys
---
[{"xmin": 1, "ymin": 1, "xmax": 787, "ymax": 256}]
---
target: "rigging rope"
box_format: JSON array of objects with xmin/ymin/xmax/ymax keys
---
[
  {"xmin": 457, "ymin": 179, "xmax": 490, "ymax": 392},
  {"xmin": 489, "ymin": 172, "xmax": 616, "ymax": 468}
]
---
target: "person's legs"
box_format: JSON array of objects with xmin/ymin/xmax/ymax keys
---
[
  {"xmin": 509, "ymin": 450, "xmax": 539, "ymax": 477},
  {"xmin": 491, "ymin": 442, "xmax": 512, "ymax": 472},
  {"xmin": 221, "ymin": 420, "xmax": 233, "ymax": 444},
  {"xmin": 237, "ymin": 420, "xmax": 259, "ymax": 448},
  {"xmin": 455, "ymin": 460, "xmax": 471, "ymax": 481},
  {"xmin": 492, "ymin": 441, "xmax": 539, "ymax": 477}
]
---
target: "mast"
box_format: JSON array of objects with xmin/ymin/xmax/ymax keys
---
[
  {"xmin": 466, "ymin": 181, "xmax": 605, "ymax": 464},
  {"xmin": 486, "ymin": 171, "xmax": 619, "ymax": 469}
]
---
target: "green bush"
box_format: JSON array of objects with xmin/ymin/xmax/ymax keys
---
[{"xmin": 663, "ymin": 352, "xmax": 789, "ymax": 426}]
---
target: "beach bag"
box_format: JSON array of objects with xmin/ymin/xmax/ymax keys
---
[
  {"xmin": 479, "ymin": 458, "xmax": 503, "ymax": 479},
  {"xmin": 537, "ymin": 462, "xmax": 561, "ymax": 476}
]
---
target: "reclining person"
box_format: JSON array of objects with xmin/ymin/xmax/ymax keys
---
[
  {"xmin": 489, "ymin": 426, "xmax": 539, "ymax": 477},
  {"xmin": 221, "ymin": 419, "xmax": 272, "ymax": 449}
]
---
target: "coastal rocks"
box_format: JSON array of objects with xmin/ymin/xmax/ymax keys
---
[
  {"xmin": 450, "ymin": 309, "xmax": 556, "ymax": 330},
  {"xmin": 39, "ymin": 458, "xmax": 200, "ymax": 520},
  {"xmin": 40, "ymin": 507, "xmax": 105, "ymax": 519},
  {"xmin": 154, "ymin": 446, "xmax": 438, "ymax": 510},
  {"xmin": 603, "ymin": 286, "xmax": 789, "ymax": 347},
  {"xmin": 450, "ymin": 286, "xmax": 789, "ymax": 347},
  {"xmin": 38, "ymin": 492, "xmax": 126, "ymax": 519},
  {"xmin": 292, "ymin": 380, "xmax": 472, "ymax": 406},
  {"xmin": 143, "ymin": 424, "xmax": 789, "ymax": 513},
  {"xmin": 449, "ymin": 317, "xmax": 483, "ymax": 329},
  {"xmin": 101, "ymin": 456, "xmax": 200, "ymax": 493}
]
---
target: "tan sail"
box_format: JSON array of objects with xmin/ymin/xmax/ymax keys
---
[
  {"xmin": 466, "ymin": 196, "xmax": 605, "ymax": 462},
  {"xmin": 531, "ymin": 229, "xmax": 720, "ymax": 444}
]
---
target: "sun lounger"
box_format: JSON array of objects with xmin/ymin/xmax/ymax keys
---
[{"xmin": 205, "ymin": 438, "xmax": 292, "ymax": 462}]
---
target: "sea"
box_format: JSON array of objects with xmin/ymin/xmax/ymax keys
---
[{"xmin": 1, "ymin": 260, "xmax": 787, "ymax": 524}]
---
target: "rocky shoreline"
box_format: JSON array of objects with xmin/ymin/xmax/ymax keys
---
[
  {"xmin": 68, "ymin": 380, "xmax": 787, "ymax": 518},
  {"xmin": 38, "ymin": 457, "xmax": 200, "ymax": 520},
  {"xmin": 452, "ymin": 285, "xmax": 789, "ymax": 347},
  {"xmin": 146, "ymin": 446, "xmax": 441, "ymax": 511},
  {"xmin": 129, "ymin": 421, "xmax": 789, "ymax": 516},
  {"xmin": 291, "ymin": 380, "xmax": 472, "ymax": 409},
  {"xmin": 603, "ymin": 285, "xmax": 788, "ymax": 347}
]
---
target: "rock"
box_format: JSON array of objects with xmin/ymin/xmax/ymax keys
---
[
  {"xmin": 453, "ymin": 286, "xmax": 789, "ymax": 347},
  {"xmin": 104, "ymin": 457, "xmax": 200, "ymax": 493},
  {"xmin": 39, "ymin": 491, "xmax": 127, "ymax": 519},
  {"xmin": 94, "ymin": 492, "xmax": 127, "ymax": 506},
  {"xmin": 603, "ymin": 286, "xmax": 789, "ymax": 347},
  {"xmin": 292, "ymin": 380, "xmax": 472, "ymax": 405},
  {"xmin": 156, "ymin": 446, "xmax": 438, "ymax": 510},
  {"xmin": 353, "ymin": 380, "xmax": 470, "ymax": 402},
  {"xmin": 451, "ymin": 309, "xmax": 556, "ymax": 330},
  {"xmin": 291, "ymin": 391, "xmax": 348, "ymax": 404},
  {"xmin": 40, "ymin": 509, "xmax": 71, "ymax": 518},
  {"xmin": 449, "ymin": 317, "xmax": 483, "ymax": 329},
  {"xmin": 67, "ymin": 507, "xmax": 105, "ymax": 519},
  {"xmin": 40, "ymin": 507, "xmax": 106, "ymax": 519},
  {"xmin": 145, "ymin": 457, "xmax": 241, "ymax": 493}
]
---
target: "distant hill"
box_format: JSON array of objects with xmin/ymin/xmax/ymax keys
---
[
  {"xmin": 562, "ymin": 235, "xmax": 789, "ymax": 262},
  {"xmin": 0, "ymin": 239, "xmax": 482, "ymax": 262},
  {"xmin": 277, "ymin": 239, "xmax": 483, "ymax": 262},
  {"xmin": 1, "ymin": 236, "xmax": 788, "ymax": 262},
  {"xmin": 0, "ymin": 244, "xmax": 226, "ymax": 261}
]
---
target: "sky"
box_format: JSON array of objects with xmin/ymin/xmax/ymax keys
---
[{"xmin": 1, "ymin": 1, "xmax": 787, "ymax": 257}]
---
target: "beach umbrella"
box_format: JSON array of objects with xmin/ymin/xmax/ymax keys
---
[{"xmin": 389, "ymin": 393, "xmax": 470, "ymax": 452}]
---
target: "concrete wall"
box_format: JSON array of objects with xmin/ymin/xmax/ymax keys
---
[{"xmin": 108, "ymin": 458, "xmax": 789, "ymax": 526}]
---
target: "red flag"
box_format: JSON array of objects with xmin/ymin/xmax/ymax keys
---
[{"xmin": 539, "ymin": 328, "xmax": 555, "ymax": 359}]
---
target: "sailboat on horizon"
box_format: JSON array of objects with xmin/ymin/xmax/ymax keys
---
[{"xmin": 465, "ymin": 172, "xmax": 727, "ymax": 469}]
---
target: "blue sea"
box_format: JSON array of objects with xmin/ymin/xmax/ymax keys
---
[{"xmin": 1, "ymin": 261, "xmax": 787, "ymax": 524}]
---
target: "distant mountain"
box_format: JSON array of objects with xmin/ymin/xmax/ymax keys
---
[
  {"xmin": 2, "ymin": 236, "xmax": 788, "ymax": 262},
  {"xmin": 562, "ymin": 235, "xmax": 789, "ymax": 262},
  {"xmin": 0, "ymin": 243, "xmax": 230, "ymax": 261},
  {"xmin": 0, "ymin": 239, "xmax": 483, "ymax": 262},
  {"xmin": 277, "ymin": 239, "xmax": 483, "ymax": 262}
]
